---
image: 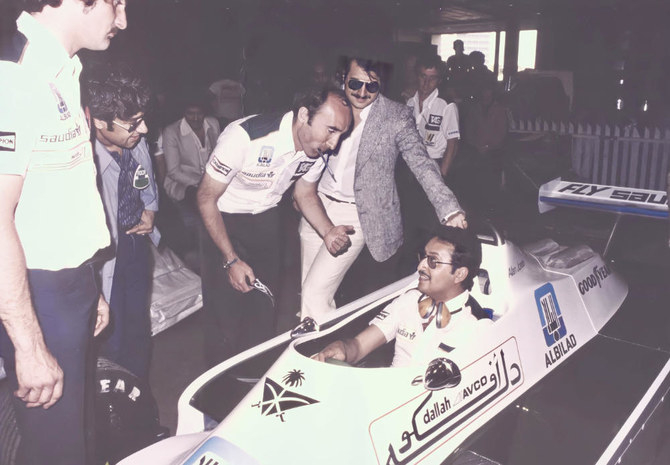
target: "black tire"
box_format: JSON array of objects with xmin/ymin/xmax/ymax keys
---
[{"xmin": 95, "ymin": 357, "xmax": 168, "ymax": 465}]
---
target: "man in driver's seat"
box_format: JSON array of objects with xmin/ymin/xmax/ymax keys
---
[{"xmin": 313, "ymin": 226, "xmax": 489, "ymax": 367}]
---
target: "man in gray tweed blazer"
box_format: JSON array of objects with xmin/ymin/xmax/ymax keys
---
[{"xmin": 294, "ymin": 57, "xmax": 467, "ymax": 324}]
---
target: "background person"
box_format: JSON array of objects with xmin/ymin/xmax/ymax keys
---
[
  {"xmin": 407, "ymin": 54, "xmax": 460, "ymax": 177},
  {"xmin": 0, "ymin": 1, "xmax": 126, "ymax": 463},
  {"xmin": 159, "ymin": 90, "xmax": 220, "ymax": 261},
  {"xmin": 83, "ymin": 62, "xmax": 160, "ymax": 382}
]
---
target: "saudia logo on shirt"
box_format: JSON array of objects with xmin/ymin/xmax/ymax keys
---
[
  {"xmin": 49, "ymin": 83, "xmax": 71, "ymax": 121},
  {"xmin": 133, "ymin": 165, "xmax": 149, "ymax": 190},
  {"xmin": 258, "ymin": 146, "xmax": 274, "ymax": 167}
]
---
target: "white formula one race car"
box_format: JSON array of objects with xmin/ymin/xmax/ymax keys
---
[{"xmin": 120, "ymin": 224, "xmax": 670, "ymax": 465}]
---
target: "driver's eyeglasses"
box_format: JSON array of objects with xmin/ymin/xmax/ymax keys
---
[
  {"xmin": 347, "ymin": 78, "xmax": 380, "ymax": 93},
  {"xmin": 418, "ymin": 251, "xmax": 452, "ymax": 269},
  {"xmin": 112, "ymin": 117, "xmax": 144, "ymax": 133}
]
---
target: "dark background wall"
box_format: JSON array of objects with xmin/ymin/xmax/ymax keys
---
[{"xmin": 2, "ymin": 0, "xmax": 670, "ymax": 126}]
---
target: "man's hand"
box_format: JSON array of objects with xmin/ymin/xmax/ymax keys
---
[
  {"xmin": 323, "ymin": 225, "xmax": 355, "ymax": 256},
  {"xmin": 444, "ymin": 212, "xmax": 468, "ymax": 229},
  {"xmin": 312, "ymin": 340, "xmax": 347, "ymax": 363},
  {"xmin": 94, "ymin": 294, "xmax": 110, "ymax": 337},
  {"xmin": 14, "ymin": 344, "xmax": 63, "ymax": 409},
  {"xmin": 226, "ymin": 259, "xmax": 255, "ymax": 293},
  {"xmin": 126, "ymin": 210, "xmax": 155, "ymax": 235}
]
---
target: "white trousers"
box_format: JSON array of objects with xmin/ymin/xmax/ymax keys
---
[{"xmin": 299, "ymin": 193, "xmax": 366, "ymax": 323}]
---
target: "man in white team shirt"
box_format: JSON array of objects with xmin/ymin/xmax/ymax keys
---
[
  {"xmin": 407, "ymin": 54, "xmax": 460, "ymax": 177},
  {"xmin": 197, "ymin": 86, "xmax": 353, "ymax": 364},
  {"xmin": 0, "ymin": 1, "xmax": 127, "ymax": 463},
  {"xmin": 314, "ymin": 226, "xmax": 489, "ymax": 367}
]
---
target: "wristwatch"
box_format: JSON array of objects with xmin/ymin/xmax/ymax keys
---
[{"xmin": 223, "ymin": 257, "xmax": 238, "ymax": 270}]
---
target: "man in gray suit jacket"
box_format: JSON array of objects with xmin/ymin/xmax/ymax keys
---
[{"xmin": 294, "ymin": 57, "xmax": 467, "ymax": 324}]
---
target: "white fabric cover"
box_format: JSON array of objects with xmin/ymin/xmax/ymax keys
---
[{"xmin": 149, "ymin": 245, "xmax": 202, "ymax": 336}]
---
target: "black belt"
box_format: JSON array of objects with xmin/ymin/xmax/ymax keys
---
[{"xmin": 322, "ymin": 193, "xmax": 356, "ymax": 205}]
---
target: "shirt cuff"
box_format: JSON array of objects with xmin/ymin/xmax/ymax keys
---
[{"xmin": 441, "ymin": 210, "xmax": 464, "ymax": 224}]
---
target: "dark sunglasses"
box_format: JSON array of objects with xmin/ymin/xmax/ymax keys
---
[
  {"xmin": 347, "ymin": 78, "xmax": 380, "ymax": 93},
  {"xmin": 112, "ymin": 117, "xmax": 144, "ymax": 133},
  {"xmin": 418, "ymin": 251, "xmax": 452, "ymax": 269}
]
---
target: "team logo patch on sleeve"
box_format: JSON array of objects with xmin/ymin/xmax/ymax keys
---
[
  {"xmin": 257, "ymin": 146, "xmax": 274, "ymax": 166},
  {"xmin": 425, "ymin": 114, "xmax": 443, "ymax": 131},
  {"xmin": 211, "ymin": 158, "xmax": 232, "ymax": 176},
  {"xmin": 290, "ymin": 161, "xmax": 315, "ymax": 180},
  {"xmin": 133, "ymin": 165, "xmax": 149, "ymax": 189},
  {"xmin": 0, "ymin": 132, "xmax": 16, "ymax": 152}
]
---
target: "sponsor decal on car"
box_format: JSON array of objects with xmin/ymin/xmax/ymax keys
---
[
  {"xmin": 534, "ymin": 283, "xmax": 578, "ymax": 367},
  {"xmin": 181, "ymin": 437, "xmax": 232, "ymax": 465},
  {"xmin": 282, "ymin": 369, "xmax": 305, "ymax": 387},
  {"xmin": 369, "ymin": 338, "xmax": 523, "ymax": 465},
  {"xmin": 251, "ymin": 377, "xmax": 319, "ymax": 422},
  {"xmin": 577, "ymin": 264, "xmax": 611, "ymax": 295},
  {"xmin": 508, "ymin": 259, "xmax": 526, "ymax": 277},
  {"xmin": 0, "ymin": 131, "xmax": 16, "ymax": 152},
  {"xmin": 557, "ymin": 182, "xmax": 668, "ymax": 206}
]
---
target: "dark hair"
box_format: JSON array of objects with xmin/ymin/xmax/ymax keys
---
[
  {"xmin": 432, "ymin": 225, "xmax": 481, "ymax": 291},
  {"xmin": 416, "ymin": 54, "xmax": 444, "ymax": 77},
  {"xmin": 178, "ymin": 87, "xmax": 211, "ymax": 115},
  {"xmin": 341, "ymin": 56, "xmax": 391, "ymax": 90},
  {"xmin": 453, "ymin": 39, "xmax": 464, "ymax": 48},
  {"xmin": 82, "ymin": 61, "xmax": 152, "ymax": 130},
  {"xmin": 18, "ymin": 0, "xmax": 96, "ymax": 13},
  {"xmin": 291, "ymin": 85, "xmax": 349, "ymax": 124}
]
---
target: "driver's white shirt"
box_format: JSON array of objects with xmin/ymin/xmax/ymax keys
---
[{"xmin": 371, "ymin": 289, "xmax": 479, "ymax": 367}]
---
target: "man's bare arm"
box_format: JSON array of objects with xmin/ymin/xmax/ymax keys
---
[
  {"xmin": 0, "ymin": 174, "xmax": 63, "ymax": 409},
  {"xmin": 196, "ymin": 173, "xmax": 254, "ymax": 292},
  {"xmin": 312, "ymin": 325, "xmax": 387, "ymax": 365},
  {"xmin": 294, "ymin": 178, "xmax": 354, "ymax": 256}
]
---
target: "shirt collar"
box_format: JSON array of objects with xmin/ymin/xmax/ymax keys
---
[
  {"xmin": 359, "ymin": 104, "xmax": 372, "ymax": 123},
  {"xmin": 179, "ymin": 117, "xmax": 215, "ymax": 137},
  {"xmin": 16, "ymin": 12, "xmax": 82, "ymax": 80},
  {"xmin": 444, "ymin": 290, "xmax": 470, "ymax": 314},
  {"xmin": 283, "ymin": 110, "xmax": 301, "ymax": 155},
  {"xmin": 95, "ymin": 139, "xmax": 120, "ymax": 173},
  {"xmin": 417, "ymin": 88, "xmax": 440, "ymax": 111}
]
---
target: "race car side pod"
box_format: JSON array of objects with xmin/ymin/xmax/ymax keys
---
[{"xmin": 538, "ymin": 177, "xmax": 668, "ymax": 256}]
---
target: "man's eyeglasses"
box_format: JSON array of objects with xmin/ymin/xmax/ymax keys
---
[
  {"xmin": 418, "ymin": 251, "xmax": 452, "ymax": 269},
  {"xmin": 112, "ymin": 117, "xmax": 144, "ymax": 133},
  {"xmin": 347, "ymin": 78, "xmax": 380, "ymax": 94}
]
